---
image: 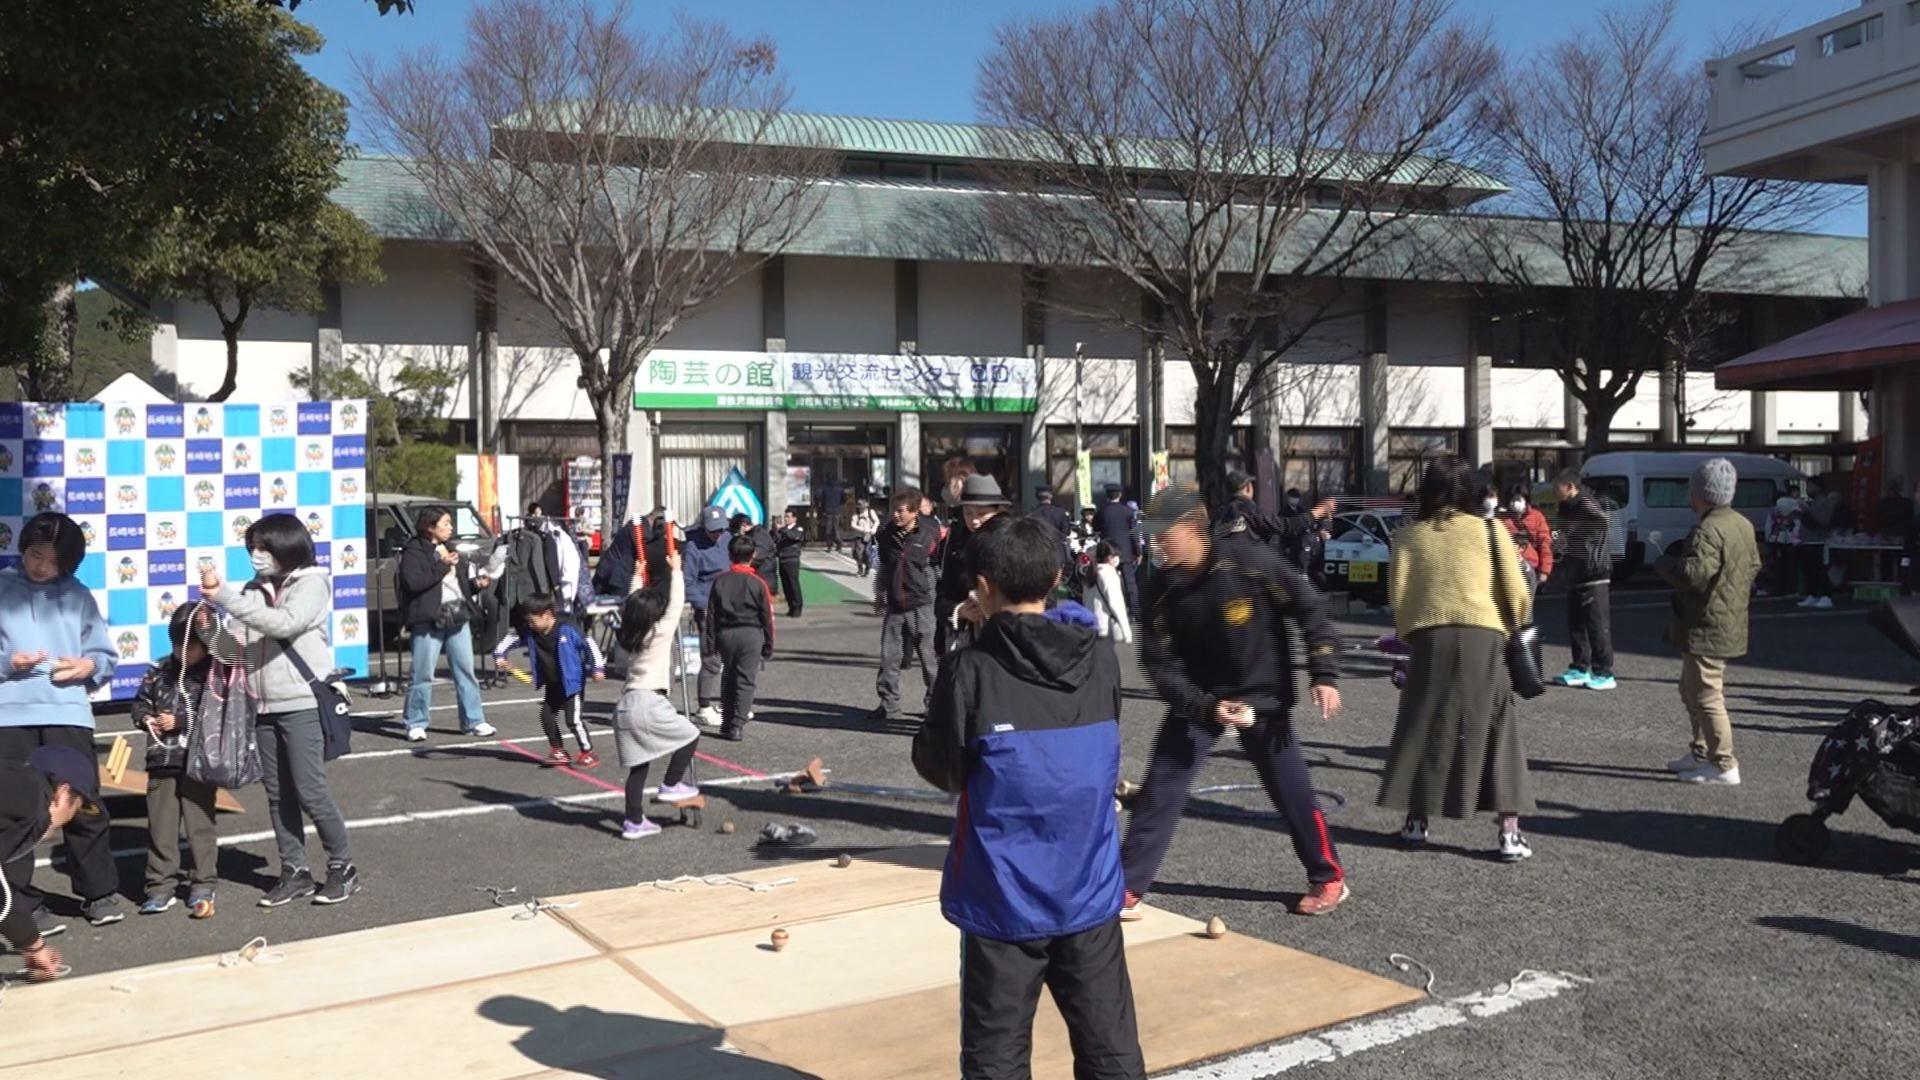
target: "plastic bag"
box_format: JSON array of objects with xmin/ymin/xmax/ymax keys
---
[{"xmin": 186, "ymin": 662, "xmax": 264, "ymax": 790}]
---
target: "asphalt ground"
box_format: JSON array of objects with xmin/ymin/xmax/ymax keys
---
[{"xmin": 16, "ymin": 553, "xmax": 1920, "ymax": 1079}]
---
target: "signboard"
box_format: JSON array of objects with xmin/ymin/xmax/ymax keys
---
[
  {"xmin": 786, "ymin": 465, "xmax": 812, "ymax": 507},
  {"xmin": 1075, "ymin": 449, "xmax": 1093, "ymax": 509},
  {"xmin": 708, "ymin": 466, "xmax": 766, "ymax": 525},
  {"xmin": 1150, "ymin": 451, "xmax": 1172, "ymax": 497},
  {"xmin": 457, "ymin": 453, "xmax": 522, "ymax": 535},
  {"xmin": 633, "ymin": 351, "xmax": 1038, "ymax": 413},
  {"xmin": 611, "ymin": 452, "xmax": 632, "ymax": 524},
  {"xmin": 0, "ymin": 400, "xmax": 370, "ymax": 701}
]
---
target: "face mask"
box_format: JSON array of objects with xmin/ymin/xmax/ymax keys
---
[
  {"xmin": 1286, "ymin": 497, "xmax": 1302, "ymax": 510},
  {"xmin": 1482, "ymin": 498, "xmax": 1499, "ymax": 514},
  {"xmin": 1509, "ymin": 499, "xmax": 1526, "ymax": 514},
  {"xmin": 250, "ymin": 550, "xmax": 280, "ymax": 576}
]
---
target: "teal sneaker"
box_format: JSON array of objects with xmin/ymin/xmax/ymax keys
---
[
  {"xmin": 1553, "ymin": 668, "xmax": 1590, "ymax": 687},
  {"xmin": 1586, "ymin": 674, "xmax": 1617, "ymax": 691}
]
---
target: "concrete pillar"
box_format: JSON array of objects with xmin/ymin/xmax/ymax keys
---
[
  {"xmin": 471, "ymin": 261, "xmax": 498, "ymax": 453},
  {"xmin": 1464, "ymin": 354, "xmax": 1493, "ymax": 469},
  {"xmin": 1252, "ymin": 362, "xmax": 1287, "ymax": 503},
  {"xmin": 896, "ymin": 410, "xmax": 921, "ymax": 495},
  {"xmin": 313, "ymin": 283, "xmax": 343, "ymax": 402},
  {"xmin": 1749, "ymin": 391, "xmax": 1779, "ymax": 449},
  {"xmin": 1657, "ymin": 363, "xmax": 1682, "ymax": 444},
  {"xmin": 1360, "ymin": 351, "xmax": 1391, "ymax": 495},
  {"xmin": 761, "ymin": 256, "xmax": 787, "ymax": 352},
  {"xmin": 625, "ymin": 408, "xmax": 654, "ymax": 516},
  {"xmin": 1841, "ymin": 388, "xmax": 1868, "ymax": 443},
  {"xmin": 1021, "ymin": 268, "xmax": 1048, "ymax": 501},
  {"xmin": 149, "ymin": 299, "xmax": 179, "ymax": 399},
  {"xmin": 1867, "ymin": 161, "xmax": 1920, "ymax": 306},
  {"xmin": 894, "ymin": 259, "xmax": 918, "ymax": 355},
  {"xmin": 763, "ymin": 409, "xmax": 788, "ymax": 519}
]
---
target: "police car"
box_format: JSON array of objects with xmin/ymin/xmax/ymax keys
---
[{"xmin": 1322, "ymin": 508, "xmax": 1409, "ymax": 604}]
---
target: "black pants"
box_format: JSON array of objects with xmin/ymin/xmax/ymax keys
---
[
  {"xmin": 1567, "ymin": 582, "xmax": 1614, "ymax": 677},
  {"xmin": 693, "ymin": 606, "xmax": 723, "ymax": 707},
  {"xmin": 0, "ymin": 725, "xmax": 119, "ymax": 908},
  {"xmin": 1799, "ymin": 544, "xmax": 1833, "ymax": 598},
  {"xmin": 1122, "ymin": 709, "xmax": 1343, "ymax": 897},
  {"xmin": 961, "ymin": 919, "xmax": 1145, "ymax": 1080},
  {"xmin": 778, "ymin": 558, "xmax": 803, "ymax": 615},
  {"xmin": 539, "ymin": 694, "xmax": 593, "ymax": 752},
  {"xmin": 624, "ymin": 741, "xmax": 698, "ymax": 821},
  {"xmin": 716, "ymin": 626, "xmax": 766, "ymax": 730},
  {"xmin": 825, "ymin": 517, "xmax": 843, "ymax": 552},
  {"xmin": 1117, "ymin": 561, "xmax": 1139, "ymax": 623}
]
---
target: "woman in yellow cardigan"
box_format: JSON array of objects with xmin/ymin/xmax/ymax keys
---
[{"xmin": 1381, "ymin": 457, "xmax": 1536, "ymax": 862}]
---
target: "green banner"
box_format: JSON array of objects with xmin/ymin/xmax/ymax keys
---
[{"xmin": 632, "ymin": 352, "xmax": 1038, "ymax": 413}]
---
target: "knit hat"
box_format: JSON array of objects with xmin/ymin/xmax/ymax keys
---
[{"xmin": 1691, "ymin": 457, "xmax": 1737, "ymax": 509}]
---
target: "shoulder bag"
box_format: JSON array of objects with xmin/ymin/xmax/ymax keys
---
[
  {"xmin": 1487, "ymin": 519, "xmax": 1546, "ymax": 700},
  {"xmin": 282, "ymin": 642, "xmax": 354, "ymax": 761}
]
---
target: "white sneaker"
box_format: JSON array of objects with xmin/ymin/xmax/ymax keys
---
[
  {"xmin": 695, "ymin": 706, "xmax": 723, "ymax": 729},
  {"xmin": 1682, "ymin": 764, "xmax": 1741, "ymax": 785},
  {"xmin": 1666, "ymin": 752, "xmax": 1705, "ymax": 773},
  {"xmin": 405, "ymin": 728, "xmax": 427, "ymax": 743},
  {"xmin": 1797, "ymin": 596, "xmax": 1816, "ymax": 607},
  {"xmin": 1811, "ymin": 596, "xmax": 1834, "ymax": 610},
  {"xmin": 1498, "ymin": 832, "xmax": 1533, "ymax": 862},
  {"xmin": 1399, "ymin": 818, "xmax": 1429, "ymax": 846},
  {"xmin": 468, "ymin": 722, "xmax": 498, "ymax": 738}
]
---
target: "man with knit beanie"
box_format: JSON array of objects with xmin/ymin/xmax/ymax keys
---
[{"xmin": 1654, "ymin": 458, "xmax": 1760, "ymax": 785}]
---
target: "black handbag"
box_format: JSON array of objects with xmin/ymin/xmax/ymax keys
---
[
  {"xmin": 433, "ymin": 600, "xmax": 472, "ymax": 631},
  {"xmin": 1488, "ymin": 520, "xmax": 1546, "ymax": 700},
  {"xmin": 282, "ymin": 642, "xmax": 353, "ymax": 761}
]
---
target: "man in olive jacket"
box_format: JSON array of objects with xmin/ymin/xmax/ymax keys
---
[{"xmin": 1654, "ymin": 458, "xmax": 1760, "ymax": 786}]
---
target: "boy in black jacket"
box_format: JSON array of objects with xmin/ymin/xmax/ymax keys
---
[
  {"xmin": 914, "ymin": 515, "xmax": 1145, "ymax": 1080},
  {"xmin": 705, "ymin": 534, "xmax": 776, "ymax": 742},
  {"xmin": 871, "ymin": 489, "xmax": 940, "ymax": 723},
  {"xmin": 129, "ymin": 602, "xmax": 224, "ymax": 919},
  {"xmin": 1551, "ymin": 470, "xmax": 1617, "ymax": 690},
  {"xmin": 774, "ymin": 510, "xmax": 806, "ymax": 617},
  {"xmin": 1125, "ymin": 487, "xmax": 1349, "ymax": 918}
]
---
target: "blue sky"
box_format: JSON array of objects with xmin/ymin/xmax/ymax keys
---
[{"xmin": 294, "ymin": 0, "xmax": 1868, "ymax": 235}]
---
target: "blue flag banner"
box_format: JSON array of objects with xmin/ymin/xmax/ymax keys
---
[{"xmin": 708, "ymin": 466, "xmax": 765, "ymax": 525}]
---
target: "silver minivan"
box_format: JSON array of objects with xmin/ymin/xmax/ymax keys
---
[{"xmin": 1579, "ymin": 452, "xmax": 1807, "ymax": 576}]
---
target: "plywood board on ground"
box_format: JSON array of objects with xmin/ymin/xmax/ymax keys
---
[
  {"xmin": 629, "ymin": 898, "xmax": 1205, "ymax": 1029},
  {"xmin": 726, "ymin": 930, "xmax": 1424, "ymax": 1080},
  {"xmin": 547, "ymin": 843, "xmax": 947, "ymax": 952},
  {"xmin": 0, "ymin": 958, "xmax": 701, "ymax": 1080},
  {"xmin": 98, "ymin": 764, "xmax": 245, "ymax": 812},
  {"xmin": 0, "ymin": 907, "xmax": 597, "ymax": 1068}
]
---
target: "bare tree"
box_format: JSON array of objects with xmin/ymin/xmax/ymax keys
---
[
  {"xmin": 1469, "ymin": 1, "xmax": 1843, "ymax": 457},
  {"xmin": 978, "ymin": 0, "xmax": 1496, "ymax": 507},
  {"xmin": 358, "ymin": 0, "xmax": 831, "ymax": 535}
]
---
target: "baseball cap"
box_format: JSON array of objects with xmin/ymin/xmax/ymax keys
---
[
  {"xmin": 700, "ymin": 505, "xmax": 728, "ymax": 533},
  {"xmin": 1142, "ymin": 485, "xmax": 1208, "ymax": 535},
  {"xmin": 27, "ymin": 744, "xmax": 102, "ymax": 813}
]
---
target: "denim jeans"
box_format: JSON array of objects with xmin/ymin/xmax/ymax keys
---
[{"xmin": 406, "ymin": 622, "xmax": 488, "ymax": 734}]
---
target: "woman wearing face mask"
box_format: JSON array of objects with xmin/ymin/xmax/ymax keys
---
[
  {"xmin": 201, "ymin": 515, "xmax": 358, "ymax": 908},
  {"xmin": 1478, "ymin": 484, "xmax": 1501, "ymax": 519},
  {"xmin": 1500, "ymin": 483, "xmax": 1554, "ymax": 595}
]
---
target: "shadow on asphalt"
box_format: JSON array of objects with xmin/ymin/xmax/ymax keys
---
[
  {"xmin": 430, "ymin": 778, "xmax": 626, "ymax": 837},
  {"xmin": 1754, "ymin": 915, "xmax": 1920, "ymax": 961},
  {"xmin": 754, "ymin": 696, "xmax": 921, "ymax": 737},
  {"xmin": 715, "ymin": 785, "xmax": 952, "ymax": 858},
  {"xmin": 1527, "ymin": 801, "xmax": 1920, "ymax": 875},
  {"xmin": 478, "ymin": 994, "xmax": 810, "ymax": 1079}
]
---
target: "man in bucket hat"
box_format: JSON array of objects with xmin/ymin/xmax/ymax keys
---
[{"xmin": 937, "ymin": 474, "xmax": 1013, "ymax": 656}]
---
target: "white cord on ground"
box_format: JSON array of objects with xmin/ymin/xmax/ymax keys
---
[
  {"xmin": 475, "ymin": 884, "xmax": 582, "ymax": 921},
  {"xmin": 108, "ymin": 936, "xmax": 284, "ymax": 994},
  {"xmin": 1388, "ymin": 953, "xmax": 1594, "ymax": 1011},
  {"xmin": 643, "ymin": 873, "xmax": 798, "ymax": 894}
]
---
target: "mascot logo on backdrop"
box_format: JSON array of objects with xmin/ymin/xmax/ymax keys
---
[
  {"xmin": 73, "ymin": 447, "xmax": 98, "ymax": 473},
  {"xmin": 114, "ymin": 406, "xmax": 137, "ymax": 434},
  {"xmin": 231, "ymin": 442, "xmax": 252, "ymax": 471},
  {"xmin": 305, "ymin": 512, "xmax": 324, "ymax": 538},
  {"xmin": 340, "ymin": 543, "xmax": 360, "ymax": 571},
  {"xmin": 231, "ymin": 515, "xmax": 253, "ymax": 544},
  {"xmin": 269, "ymin": 477, "xmax": 290, "ymax": 506},
  {"xmin": 340, "ymin": 613, "xmax": 362, "ymax": 643},
  {"xmin": 194, "ymin": 480, "xmax": 217, "ymax": 507},
  {"xmin": 115, "ymin": 631, "xmax": 141, "ymax": 660},
  {"xmin": 31, "ymin": 483, "xmax": 56, "ymax": 512},
  {"xmin": 156, "ymin": 520, "xmax": 179, "ymax": 546},
  {"xmin": 196, "ymin": 555, "xmax": 217, "ymax": 576},
  {"xmin": 303, "ymin": 442, "xmax": 326, "ymax": 469},
  {"xmin": 340, "ymin": 403, "xmax": 360, "ymax": 431},
  {"xmin": 29, "ymin": 406, "xmax": 57, "ymax": 436},
  {"xmin": 0, "ymin": 524, "xmax": 12, "ymax": 552},
  {"xmin": 115, "ymin": 483, "xmax": 138, "ymax": 509},
  {"xmin": 153, "ymin": 444, "xmax": 177, "ymax": 471},
  {"xmin": 193, "ymin": 407, "xmax": 213, "ymax": 434},
  {"xmin": 80, "ymin": 521, "xmax": 97, "ymax": 548},
  {"xmin": 0, "ymin": 445, "xmax": 12, "ymax": 473},
  {"xmin": 157, "ymin": 591, "xmax": 179, "ymax": 620},
  {"xmin": 269, "ymin": 406, "xmax": 290, "ymax": 433},
  {"xmin": 338, "ymin": 475, "xmax": 359, "ymax": 500},
  {"xmin": 116, "ymin": 556, "xmax": 137, "ymax": 584}
]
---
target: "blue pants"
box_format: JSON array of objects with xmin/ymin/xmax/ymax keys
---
[
  {"xmin": 406, "ymin": 623, "xmax": 488, "ymax": 734},
  {"xmin": 1121, "ymin": 709, "xmax": 1343, "ymax": 896}
]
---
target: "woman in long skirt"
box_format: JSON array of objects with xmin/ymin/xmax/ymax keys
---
[{"xmin": 1380, "ymin": 457, "xmax": 1536, "ymax": 862}]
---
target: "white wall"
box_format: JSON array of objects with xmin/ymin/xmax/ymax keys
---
[
  {"xmin": 342, "ymin": 242, "xmax": 474, "ymax": 420},
  {"xmin": 173, "ymin": 302, "xmax": 315, "ymax": 402},
  {"xmin": 1491, "ymin": 368, "xmax": 1565, "ymax": 430},
  {"xmin": 918, "ymin": 261, "xmax": 1023, "ymax": 356},
  {"xmin": 785, "ymin": 256, "xmax": 894, "ymax": 354},
  {"xmin": 1777, "ymin": 389, "xmax": 1840, "ymax": 431},
  {"xmin": 1035, "ymin": 357, "xmax": 1137, "ymax": 426},
  {"xmin": 495, "ymin": 280, "xmax": 591, "ymax": 422},
  {"xmin": 659, "ymin": 265, "xmax": 763, "ymax": 351},
  {"xmin": 1685, "ymin": 373, "xmax": 1750, "ymax": 434},
  {"xmin": 1390, "ymin": 365, "xmax": 1466, "ymax": 427},
  {"xmin": 1271, "ymin": 363, "xmax": 1363, "ymax": 426}
]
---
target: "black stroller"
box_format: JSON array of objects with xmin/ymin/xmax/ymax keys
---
[{"xmin": 1775, "ymin": 597, "xmax": 1920, "ymax": 865}]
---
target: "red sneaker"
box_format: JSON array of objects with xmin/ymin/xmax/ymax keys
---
[
  {"xmin": 1119, "ymin": 891, "xmax": 1144, "ymax": 922},
  {"xmin": 574, "ymin": 750, "xmax": 601, "ymax": 769},
  {"xmin": 542, "ymin": 747, "xmax": 571, "ymax": 768},
  {"xmin": 1293, "ymin": 880, "xmax": 1350, "ymax": 916}
]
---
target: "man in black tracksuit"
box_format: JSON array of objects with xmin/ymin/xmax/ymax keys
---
[
  {"xmin": 1551, "ymin": 470, "xmax": 1616, "ymax": 689},
  {"xmin": 1216, "ymin": 468, "xmax": 1335, "ymax": 578},
  {"xmin": 774, "ymin": 511, "xmax": 806, "ymax": 617},
  {"xmin": 1094, "ymin": 485, "xmax": 1141, "ymax": 618},
  {"xmin": 1124, "ymin": 487, "xmax": 1350, "ymax": 917}
]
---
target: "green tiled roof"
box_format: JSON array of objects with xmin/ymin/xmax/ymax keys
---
[{"xmin": 333, "ymin": 156, "xmax": 1866, "ymax": 299}]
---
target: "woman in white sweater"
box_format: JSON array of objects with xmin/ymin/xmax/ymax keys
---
[
  {"xmin": 1088, "ymin": 541, "xmax": 1133, "ymax": 644},
  {"xmin": 610, "ymin": 550, "xmax": 701, "ymax": 840}
]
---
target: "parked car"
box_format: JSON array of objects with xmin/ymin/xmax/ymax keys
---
[
  {"xmin": 1579, "ymin": 452, "xmax": 1805, "ymax": 576},
  {"xmin": 365, "ymin": 494, "xmax": 501, "ymax": 628},
  {"xmin": 1322, "ymin": 507, "xmax": 1410, "ymax": 606}
]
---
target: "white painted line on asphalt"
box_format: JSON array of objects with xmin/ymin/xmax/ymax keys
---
[
  {"xmin": 91, "ymin": 695, "xmax": 552, "ymax": 742},
  {"xmin": 1154, "ymin": 971, "xmax": 1588, "ymax": 1080},
  {"xmin": 339, "ymin": 734, "xmax": 552, "ymax": 761},
  {"xmin": 35, "ymin": 769, "xmax": 796, "ymax": 869}
]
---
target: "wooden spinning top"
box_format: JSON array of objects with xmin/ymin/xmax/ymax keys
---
[
  {"xmin": 1205, "ymin": 916, "xmax": 1227, "ymax": 939},
  {"xmin": 834, "ymin": 853, "xmax": 853, "ymax": 868},
  {"xmin": 719, "ymin": 820, "xmax": 736, "ymax": 835},
  {"xmin": 770, "ymin": 928, "xmax": 790, "ymax": 952}
]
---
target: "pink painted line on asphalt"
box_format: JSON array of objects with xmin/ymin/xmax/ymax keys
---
[
  {"xmin": 497, "ymin": 739, "xmax": 625, "ymax": 794},
  {"xmin": 694, "ymin": 750, "xmax": 766, "ymax": 778}
]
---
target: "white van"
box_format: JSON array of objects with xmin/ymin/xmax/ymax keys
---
[{"xmin": 1579, "ymin": 452, "xmax": 1807, "ymax": 576}]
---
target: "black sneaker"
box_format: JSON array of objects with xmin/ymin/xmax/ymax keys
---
[
  {"xmin": 715, "ymin": 725, "xmax": 744, "ymax": 743},
  {"xmin": 868, "ymin": 705, "xmax": 903, "ymax": 724},
  {"xmin": 32, "ymin": 908, "xmax": 67, "ymax": 940},
  {"xmin": 83, "ymin": 895, "xmax": 126, "ymax": 926},
  {"xmin": 312, "ymin": 862, "xmax": 360, "ymax": 905},
  {"xmin": 259, "ymin": 867, "xmax": 317, "ymax": 907}
]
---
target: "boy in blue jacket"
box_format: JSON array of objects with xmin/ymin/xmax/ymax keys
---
[
  {"xmin": 912, "ymin": 516, "xmax": 1145, "ymax": 1080},
  {"xmin": 0, "ymin": 513, "xmax": 122, "ymax": 934},
  {"xmin": 494, "ymin": 593, "xmax": 606, "ymax": 767}
]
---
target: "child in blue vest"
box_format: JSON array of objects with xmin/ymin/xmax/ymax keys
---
[{"xmin": 494, "ymin": 593, "xmax": 605, "ymax": 767}]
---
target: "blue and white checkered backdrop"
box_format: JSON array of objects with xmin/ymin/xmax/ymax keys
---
[{"xmin": 0, "ymin": 400, "xmax": 371, "ymax": 702}]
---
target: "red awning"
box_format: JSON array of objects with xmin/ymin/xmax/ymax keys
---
[{"xmin": 1716, "ymin": 297, "xmax": 1920, "ymax": 391}]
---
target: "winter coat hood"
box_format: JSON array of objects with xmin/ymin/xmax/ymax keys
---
[{"xmin": 974, "ymin": 611, "xmax": 1099, "ymax": 693}]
